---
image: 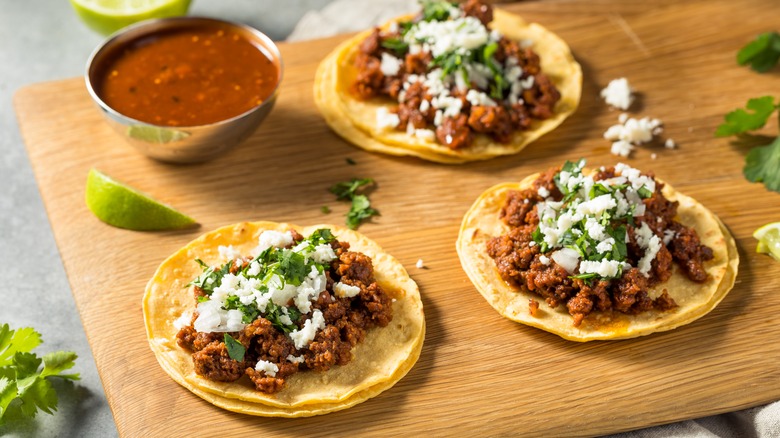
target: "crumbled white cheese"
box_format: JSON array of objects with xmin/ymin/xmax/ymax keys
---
[
  {"xmin": 255, "ymin": 230, "xmax": 293, "ymax": 254},
  {"xmin": 255, "ymin": 360, "xmax": 279, "ymax": 377},
  {"xmin": 289, "ymin": 310, "xmax": 326, "ymax": 349},
  {"xmin": 414, "ymin": 129, "xmax": 436, "ymax": 141},
  {"xmin": 309, "ymin": 243, "xmax": 337, "ymax": 264},
  {"xmin": 419, "ymin": 99, "xmax": 431, "ymax": 113},
  {"xmin": 578, "ymin": 259, "xmax": 626, "ymax": 278},
  {"xmin": 551, "ymin": 248, "xmax": 580, "ymax": 273},
  {"xmin": 576, "ymin": 194, "xmax": 617, "ymax": 216},
  {"xmin": 333, "ymin": 281, "xmax": 361, "ymax": 298},
  {"xmin": 634, "ymin": 222, "xmax": 662, "ymax": 277},
  {"xmin": 539, "ymin": 255, "xmax": 551, "ymax": 265},
  {"xmin": 173, "ymin": 310, "xmax": 193, "ymax": 330},
  {"xmin": 604, "ymin": 116, "xmax": 662, "ymax": 144},
  {"xmin": 376, "ymin": 107, "xmax": 400, "ymax": 130},
  {"xmin": 218, "ymin": 245, "xmax": 241, "ymax": 261},
  {"xmin": 651, "ymin": 153, "xmax": 658, "ymax": 160},
  {"xmin": 193, "ymin": 300, "xmax": 246, "ymax": 333},
  {"xmin": 665, "ymin": 138, "xmax": 677, "ymax": 149},
  {"xmin": 404, "ymin": 15, "xmax": 489, "ymax": 58},
  {"xmin": 663, "ymin": 229, "xmax": 676, "ymax": 245},
  {"xmin": 416, "ymin": 259, "xmax": 425, "ymax": 269},
  {"xmin": 465, "ymin": 89, "xmax": 496, "ymax": 107},
  {"xmin": 528, "ymin": 241, "xmax": 536, "ymax": 247},
  {"xmin": 537, "ymin": 186, "xmax": 550, "ymax": 198},
  {"xmin": 600, "ymin": 77, "xmax": 634, "ymax": 110},
  {"xmin": 595, "ymin": 238, "xmax": 616, "ymax": 254},
  {"xmin": 287, "ymin": 354, "xmax": 304, "ymax": 364},
  {"xmin": 611, "ymin": 140, "xmax": 635, "ymax": 157},
  {"xmin": 380, "ymin": 52, "xmax": 402, "ymax": 76}
]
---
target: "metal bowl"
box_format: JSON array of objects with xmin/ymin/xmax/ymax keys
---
[{"xmin": 85, "ymin": 17, "xmax": 283, "ymax": 163}]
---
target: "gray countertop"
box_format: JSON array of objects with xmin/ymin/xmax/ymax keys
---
[{"xmin": 0, "ymin": 1, "xmax": 330, "ymax": 436}]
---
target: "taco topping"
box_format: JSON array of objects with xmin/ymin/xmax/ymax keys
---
[
  {"xmin": 175, "ymin": 228, "xmax": 393, "ymax": 394},
  {"xmin": 486, "ymin": 160, "xmax": 714, "ymax": 326},
  {"xmin": 351, "ymin": 0, "xmax": 561, "ymax": 150}
]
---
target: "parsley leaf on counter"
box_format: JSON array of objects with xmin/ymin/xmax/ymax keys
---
[
  {"xmin": 0, "ymin": 324, "xmax": 79, "ymax": 425},
  {"xmin": 716, "ymin": 96, "xmax": 780, "ymax": 193},
  {"xmin": 737, "ymin": 32, "xmax": 780, "ymax": 73},
  {"xmin": 329, "ymin": 178, "xmax": 379, "ymax": 229},
  {"xmin": 744, "ymin": 136, "xmax": 780, "ymax": 192},
  {"xmin": 715, "ymin": 96, "xmax": 776, "ymax": 136}
]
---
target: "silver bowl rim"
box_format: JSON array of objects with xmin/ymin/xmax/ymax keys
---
[{"xmin": 84, "ymin": 16, "xmax": 284, "ymax": 130}]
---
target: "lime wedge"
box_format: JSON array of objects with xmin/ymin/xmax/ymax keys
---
[
  {"xmin": 753, "ymin": 222, "xmax": 780, "ymax": 261},
  {"xmin": 70, "ymin": 0, "xmax": 192, "ymax": 36},
  {"xmin": 85, "ymin": 168, "xmax": 197, "ymax": 231}
]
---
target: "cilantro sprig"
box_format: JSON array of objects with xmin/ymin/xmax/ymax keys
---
[
  {"xmin": 421, "ymin": 0, "xmax": 457, "ymax": 22},
  {"xmin": 716, "ymin": 96, "xmax": 780, "ymax": 192},
  {"xmin": 0, "ymin": 324, "xmax": 79, "ymax": 425},
  {"xmin": 329, "ymin": 178, "xmax": 379, "ymax": 229},
  {"xmin": 737, "ymin": 32, "xmax": 780, "ymax": 73}
]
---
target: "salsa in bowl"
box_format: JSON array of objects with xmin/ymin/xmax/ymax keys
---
[{"xmin": 86, "ymin": 17, "xmax": 283, "ymax": 163}]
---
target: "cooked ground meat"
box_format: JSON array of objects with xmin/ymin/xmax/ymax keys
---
[
  {"xmin": 350, "ymin": 0, "xmax": 561, "ymax": 150},
  {"xmin": 487, "ymin": 166, "xmax": 714, "ymax": 326},
  {"xmin": 177, "ymin": 233, "xmax": 394, "ymax": 394}
]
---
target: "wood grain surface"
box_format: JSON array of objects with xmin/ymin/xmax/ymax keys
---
[{"xmin": 13, "ymin": 0, "xmax": 780, "ymax": 436}]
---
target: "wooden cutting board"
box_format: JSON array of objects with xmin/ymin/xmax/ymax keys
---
[{"xmin": 13, "ymin": 0, "xmax": 780, "ymax": 436}]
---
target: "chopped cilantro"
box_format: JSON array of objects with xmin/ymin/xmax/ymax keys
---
[
  {"xmin": 715, "ymin": 96, "xmax": 776, "ymax": 137},
  {"xmin": 744, "ymin": 136, "xmax": 780, "ymax": 192},
  {"xmin": 345, "ymin": 157, "xmax": 357, "ymax": 165},
  {"xmin": 321, "ymin": 206, "xmax": 331, "ymax": 214},
  {"xmin": 0, "ymin": 324, "xmax": 79, "ymax": 425},
  {"xmin": 737, "ymin": 32, "xmax": 780, "ymax": 73},
  {"xmin": 329, "ymin": 178, "xmax": 379, "ymax": 229},
  {"xmin": 421, "ymin": 0, "xmax": 456, "ymax": 22},
  {"xmin": 223, "ymin": 334, "xmax": 245, "ymax": 362},
  {"xmin": 279, "ymin": 251, "xmax": 308, "ymax": 286},
  {"xmin": 346, "ymin": 195, "xmax": 380, "ymax": 230},
  {"xmin": 329, "ymin": 178, "xmax": 374, "ymax": 200},
  {"xmin": 381, "ymin": 38, "xmax": 408, "ymax": 56}
]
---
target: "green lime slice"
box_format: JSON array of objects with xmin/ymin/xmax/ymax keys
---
[
  {"xmin": 753, "ymin": 222, "xmax": 780, "ymax": 261},
  {"xmin": 70, "ymin": 0, "xmax": 192, "ymax": 36},
  {"xmin": 85, "ymin": 168, "xmax": 197, "ymax": 231}
]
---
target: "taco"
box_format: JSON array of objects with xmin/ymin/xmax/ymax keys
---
[
  {"xmin": 143, "ymin": 222, "xmax": 425, "ymax": 417},
  {"xmin": 457, "ymin": 160, "xmax": 739, "ymax": 341},
  {"xmin": 314, "ymin": 0, "xmax": 582, "ymax": 164}
]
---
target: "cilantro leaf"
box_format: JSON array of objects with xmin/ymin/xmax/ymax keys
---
[
  {"xmin": 0, "ymin": 326, "xmax": 41, "ymax": 366},
  {"xmin": 744, "ymin": 136, "xmax": 780, "ymax": 192},
  {"xmin": 223, "ymin": 334, "xmax": 245, "ymax": 362},
  {"xmin": 715, "ymin": 96, "xmax": 777, "ymax": 137},
  {"xmin": 321, "ymin": 206, "xmax": 331, "ymax": 214},
  {"xmin": 329, "ymin": 178, "xmax": 379, "ymax": 229},
  {"xmin": 737, "ymin": 32, "xmax": 780, "ymax": 73},
  {"xmin": 421, "ymin": 0, "xmax": 456, "ymax": 22},
  {"xmin": 346, "ymin": 195, "xmax": 380, "ymax": 229},
  {"xmin": 381, "ymin": 38, "xmax": 409, "ymax": 56},
  {"xmin": 0, "ymin": 325, "xmax": 79, "ymax": 425},
  {"xmin": 279, "ymin": 251, "xmax": 308, "ymax": 286},
  {"xmin": 329, "ymin": 178, "xmax": 375, "ymax": 200}
]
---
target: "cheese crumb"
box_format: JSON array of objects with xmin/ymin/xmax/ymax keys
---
[
  {"xmin": 600, "ymin": 78, "xmax": 634, "ymax": 110},
  {"xmin": 255, "ymin": 360, "xmax": 279, "ymax": 377},
  {"xmin": 416, "ymin": 259, "xmax": 425, "ymax": 269},
  {"xmin": 664, "ymin": 138, "xmax": 677, "ymax": 149},
  {"xmin": 610, "ymin": 140, "xmax": 635, "ymax": 157},
  {"xmin": 380, "ymin": 52, "xmax": 402, "ymax": 76},
  {"xmin": 651, "ymin": 153, "xmax": 657, "ymax": 160},
  {"xmin": 333, "ymin": 282, "xmax": 361, "ymax": 298},
  {"xmin": 539, "ymin": 255, "xmax": 551, "ymax": 265},
  {"xmin": 289, "ymin": 310, "xmax": 326, "ymax": 349},
  {"xmin": 376, "ymin": 107, "xmax": 400, "ymax": 130}
]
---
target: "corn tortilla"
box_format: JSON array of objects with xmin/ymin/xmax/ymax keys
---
[
  {"xmin": 314, "ymin": 10, "xmax": 582, "ymax": 164},
  {"xmin": 143, "ymin": 221, "xmax": 425, "ymax": 416},
  {"xmin": 457, "ymin": 173, "xmax": 739, "ymax": 341}
]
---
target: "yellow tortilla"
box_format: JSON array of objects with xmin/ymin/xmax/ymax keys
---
[
  {"xmin": 457, "ymin": 173, "xmax": 739, "ymax": 341},
  {"xmin": 143, "ymin": 222, "xmax": 425, "ymax": 416},
  {"xmin": 314, "ymin": 9, "xmax": 582, "ymax": 164}
]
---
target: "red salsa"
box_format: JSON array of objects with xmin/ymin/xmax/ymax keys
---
[{"xmin": 94, "ymin": 24, "xmax": 278, "ymax": 127}]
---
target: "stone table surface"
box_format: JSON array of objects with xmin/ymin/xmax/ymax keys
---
[{"xmin": 0, "ymin": 1, "xmax": 331, "ymax": 436}]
